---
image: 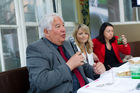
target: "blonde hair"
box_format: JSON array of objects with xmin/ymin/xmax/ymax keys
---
[{"xmin": 73, "ymin": 24, "xmax": 93, "ymax": 54}]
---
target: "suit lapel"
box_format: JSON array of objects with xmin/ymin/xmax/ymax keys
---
[
  {"xmin": 42, "ymin": 38, "xmax": 66, "ymax": 64},
  {"xmin": 63, "ymin": 41, "xmax": 86, "ymax": 76},
  {"xmin": 43, "ymin": 38, "xmax": 82, "ymax": 69},
  {"xmin": 63, "ymin": 41, "xmax": 75, "ymax": 57},
  {"xmin": 54, "ymin": 48, "xmax": 66, "ymax": 64}
]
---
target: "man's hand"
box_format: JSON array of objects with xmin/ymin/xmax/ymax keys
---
[
  {"xmin": 93, "ymin": 62, "xmax": 106, "ymax": 74},
  {"xmin": 66, "ymin": 52, "xmax": 85, "ymax": 71}
]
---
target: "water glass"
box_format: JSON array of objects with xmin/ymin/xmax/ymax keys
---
[
  {"xmin": 130, "ymin": 64, "xmax": 140, "ymax": 79},
  {"xmin": 117, "ymin": 37, "xmax": 123, "ymax": 45}
]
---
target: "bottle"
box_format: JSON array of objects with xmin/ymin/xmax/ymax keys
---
[{"xmin": 117, "ymin": 37, "xmax": 123, "ymax": 45}]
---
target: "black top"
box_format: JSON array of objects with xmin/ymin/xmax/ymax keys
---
[{"xmin": 104, "ymin": 45, "xmax": 124, "ymax": 70}]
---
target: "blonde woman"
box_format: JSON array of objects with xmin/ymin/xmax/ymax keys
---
[
  {"xmin": 73, "ymin": 24, "xmax": 105, "ymax": 74},
  {"xmin": 73, "ymin": 24, "xmax": 94, "ymax": 65}
]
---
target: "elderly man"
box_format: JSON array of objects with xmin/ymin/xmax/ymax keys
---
[{"xmin": 26, "ymin": 13, "xmax": 105, "ymax": 93}]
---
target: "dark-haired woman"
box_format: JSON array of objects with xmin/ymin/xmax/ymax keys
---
[{"xmin": 92, "ymin": 22, "xmax": 131, "ymax": 70}]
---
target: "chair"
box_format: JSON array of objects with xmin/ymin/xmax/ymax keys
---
[{"xmin": 0, "ymin": 67, "xmax": 30, "ymax": 93}]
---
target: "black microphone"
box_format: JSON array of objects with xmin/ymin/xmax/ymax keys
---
[
  {"xmin": 69, "ymin": 37, "xmax": 87, "ymax": 63},
  {"xmin": 69, "ymin": 37, "xmax": 78, "ymax": 53}
]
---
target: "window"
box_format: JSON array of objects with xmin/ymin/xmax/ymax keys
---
[
  {"xmin": 89, "ymin": 0, "xmax": 140, "ymax": 38},
  {"xmin": 138, "ymin": 7, "xmax": 140, "ymax": 20},
  {"xmin": 61, "ymin": 0, "xmax": 78, "ymax": 22},
  {"xmin": 24, "ymin": 0, "xmax": 36, "ymax": 22},
  {"xmin": 89, "ymin": 0, "xmax": 120, "ymax": 22},
  {"xmin": 1, "ymin": 0, "xmax": 140, "ymax": 72},
  {"xmin": 89, "ymin": 0, "xmax": 120, "ymax": 38},
  {"xmin": 1, "ymin": 29, "xmax": 20, "ymax": 71},
  {"xmin": 107, "ymin": 0, "xmax": 120, "ymax": 22},
  {"xmin": 26, "ymin": 27, "xmax": 39, "ymax": 45},
  {"xmin": 0, "ymin": 0, "xmax": 16, "ymax": 25},
  {"xmin": 0, "ymin": 0, "xmax": 54, "ymax": 72},
  {"xmin": 124, "ymin": 0, "xmax": 136, "ymax": 21},
  {"xmin": 0, "ymin": 57, "xmax": 2, "ymax": 72}
]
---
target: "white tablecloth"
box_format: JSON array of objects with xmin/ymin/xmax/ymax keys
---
[{"xmin": 77, "ymin": 63, "xmax": 140, "ymax": 93}]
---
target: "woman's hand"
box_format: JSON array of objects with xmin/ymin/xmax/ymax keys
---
[
  {"xmin": 93, "ymin": 62, "xmax": 106, "ymax": 74},
  {"xmin": 93, "ymin": 53, "xmax": 99, "ymax": 62},
  {"xmin": 121, "ymin": 35, "xmax": 127, "ymax": 47}
]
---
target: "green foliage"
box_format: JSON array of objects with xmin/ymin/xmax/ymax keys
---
[{"xmin": 80, "ymin": 0, "xmax": 90, "ymax": 26}]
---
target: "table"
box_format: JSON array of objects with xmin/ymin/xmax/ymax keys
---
[{"xmin": 77, "ymin": 63, "xmax": 140, "ymax": 93}]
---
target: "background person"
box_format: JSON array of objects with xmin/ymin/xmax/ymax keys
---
[
  {"xmin": 92, "ymin": 22, "xmax": 131, "ymax": 70},
  {"xmin": 73, "ymin": 24, "xmax": 99, "ymax": 65},
  {"xmin": 72, "ymin": 24, "xmax": 106, "ymax": 82},
  {"xmin": 26, "ymin": 13, "xmax": 105, "ymax": 93}
]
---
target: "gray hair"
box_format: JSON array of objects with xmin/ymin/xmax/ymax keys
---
[{"xmin": 39, "ymin": 13, "xmax": 64, "ymax": 37}]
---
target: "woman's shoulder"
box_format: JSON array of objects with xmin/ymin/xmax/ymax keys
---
[
  {"xmin": 92, "ymin": 38, "xmax": 102, "ymax": 44},
  {"xmin": 114, "ymin": 36, "xmax": 119, "ymax": 39},
  {"xmin": 92, "ymin": 38, "xmax": 98, "ymax": 42}
]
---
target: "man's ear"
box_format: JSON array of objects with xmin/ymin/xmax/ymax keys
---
[{"xmin": 44, "ymin": 29, "xmax": 49, "ymax": 35}]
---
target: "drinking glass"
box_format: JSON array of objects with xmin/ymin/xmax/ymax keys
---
[{"xmin": 117, "ymin": 37, "xmax": 123, "ymax": 45}]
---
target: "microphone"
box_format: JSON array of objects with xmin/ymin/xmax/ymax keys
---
[
  {"xmin": 69, "ymin": 37, "xmax": 78, "ymax": 53},
  {"xmin": 69, "ymin": 37, "xmax": 86, "ymax": 64}
]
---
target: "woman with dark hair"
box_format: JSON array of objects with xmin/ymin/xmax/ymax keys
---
[{"xmin": 92, "ymin": 22, "xmax": 131, "ymax": 70}]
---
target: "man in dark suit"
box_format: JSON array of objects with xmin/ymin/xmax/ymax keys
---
[{"xmin": 26, "ymin": 13, "xmax": 105, "ymax": 93}]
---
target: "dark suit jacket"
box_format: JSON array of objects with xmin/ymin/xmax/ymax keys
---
[{"xmin": 26, "ymin": 37, "xmax": 99, "ymax": 93}]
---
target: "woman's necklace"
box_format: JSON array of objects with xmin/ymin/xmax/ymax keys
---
[{"xmin": 83, "ymin": 46, "xmax": 89, "ymax": 63}]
